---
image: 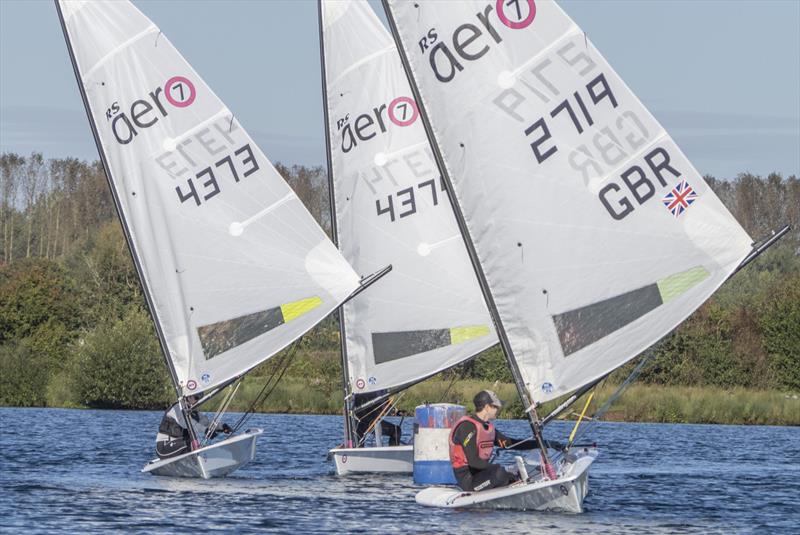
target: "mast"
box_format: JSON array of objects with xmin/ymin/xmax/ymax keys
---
[
  {"xmin": 317, "ymin": 0, "xmax": 356, "ymax": 448},
  {"xmin": 54, "ymin": 0, "xmax": 198, "ymax": 446},
  {"xmin": 381, "ymin": 1, "xmax": 553, "ymax": 469}
]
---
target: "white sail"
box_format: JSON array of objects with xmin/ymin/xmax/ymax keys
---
[
  {"xmin": 321, "ymin": 0, "xmax": 496, "ymax": 394},
  {"xmin": 58, "ymin": 0, "xmax": 360, "ymax": 396},
  {"xmin": 384, "ymin": 0, "xmax": 753, "ymax": 403}
]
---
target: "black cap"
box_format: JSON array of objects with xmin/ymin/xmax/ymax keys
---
[{"xmin": 474, "ymin": 390, "xmax": 503, "ymax": 411}]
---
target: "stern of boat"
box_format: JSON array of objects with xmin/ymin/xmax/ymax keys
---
[{"xmin": 330, "ymin": 445, "xmax": 414, "ymax": 475}]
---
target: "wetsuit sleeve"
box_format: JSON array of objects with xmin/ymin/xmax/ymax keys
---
[
  {"xmin": 495, "ymin": 429, "xmax": 537, "ymax": 450},
  {"xmin": 452, "ymin": 421, "xmax": 489, "ymax": 470}
]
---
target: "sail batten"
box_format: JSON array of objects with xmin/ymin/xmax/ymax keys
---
[
  {"xmin": 58, "ymin": 0, "xmax": 360, "ymax": 397},
  {"xmin": 384, "ymin": 0, "xmax": 753, "ymax": 402}
]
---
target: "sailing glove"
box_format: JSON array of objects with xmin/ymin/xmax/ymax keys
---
[{"xmin": 222, "ymin": 423, "xmax": 233, "ymax": 434}]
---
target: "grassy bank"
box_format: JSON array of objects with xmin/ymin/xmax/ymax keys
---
[{"xmin": 221, "ymin": 378, "xmax": 800, "ymax": 426}]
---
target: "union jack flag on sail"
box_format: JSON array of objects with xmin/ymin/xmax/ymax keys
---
[{"xmin": 662, "ymin": 179, "xmax": 698, "ymax": 218}]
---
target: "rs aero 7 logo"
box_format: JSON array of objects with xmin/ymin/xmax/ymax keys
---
[
  {"xmin": 418, "ymin": 0, "xmax": 537, "ymax": 83},
  {"xmin": 105, "ymin": 76, "xmax": 196, "ymax": 145},
  {"xmin": 338, "ymin": 96, "xmax": 419, "ymax": 154}
]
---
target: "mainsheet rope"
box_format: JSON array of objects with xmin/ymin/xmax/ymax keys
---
[
  {"xmin": 549, "ymin": 353, "xmax": 654, "ymax": 465},
  {"xmin": 353, "ymin": 393, "xmax": 404, "ymax": 446},
  {"xmin": 203, "ymin": 379, "xmax": 242, "ymax": 445},
  {"xmin": 229, "ymin": 339, "xmax": 303, "ymax": 434}
]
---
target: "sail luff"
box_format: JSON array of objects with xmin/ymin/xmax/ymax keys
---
[
  {"xmin": 54, "ymin": 0, "xmax": 181, "ymax": 398},
  {"xmin": 381, "ymin": 0, "xmax": 542, "ymax": 436},
  {"xmin": 321, "ymin": 0, "xmax": 497, "ymax": 396},
  {"xmin": 317, "ymin": 0, "xmax": 356, "ymax": 447}
]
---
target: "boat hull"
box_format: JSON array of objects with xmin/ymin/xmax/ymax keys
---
[
  {"xmin": 415, "ymin": 448, "xmax": 597, "ymax": 512},
  {"xmin": 142, "ymin": 429, "xmax": 263, "ymax": 479},
  {"xmin": 330, "ymin": 445, "xmax": 414, "ymax": 475}
]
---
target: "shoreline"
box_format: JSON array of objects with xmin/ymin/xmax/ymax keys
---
[
  {"xmin": 1, "ymin": 405, "xmax": 797, "ymax": 428},
  {"xmin": 5, "ymin": 380, "xmax": 797, "ymax": 426}
]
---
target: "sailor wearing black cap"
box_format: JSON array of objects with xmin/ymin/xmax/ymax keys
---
[{"xmin": 449, "ymin": 390, "xmax": 557, "ymax": 492}]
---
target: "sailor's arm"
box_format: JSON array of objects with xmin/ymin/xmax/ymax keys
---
[
  {"xmin": 197, "ymin": 412, "xmax": 212, "ymax": 427},
  {"xmin": 495, "ymin": 429, "xmax": 537, "ymax": 450},
  {"xmin": 496, "ymin": 430, "xmax": 565, "ymax": 451}
]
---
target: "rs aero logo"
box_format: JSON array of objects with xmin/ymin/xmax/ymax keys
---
[
  {"xmin": 338, "ymin": 96, "xmax": 419, "ymax": 154},
  {"xmin": 418, "ymin": 0, "xmax": 537, "ymax": 83},
  {"xmin": 105, "ymin": 76, "xmax": 196, "ymax": 145}
]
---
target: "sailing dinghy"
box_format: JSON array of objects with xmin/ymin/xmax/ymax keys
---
[
  {"xmin": 382, "ymin": 0, "xmax": 780, "ymax": 511},
  {"xmin": 56, "ymin": 0, "xmax": 378, "ymax": 479},
  {"xmin": 318, "ymin": 0, "xmax": 497, "ymax": 475},
  {"xmin": 416, "ymin": 447, "xmax": 597, "ymax": 511}
]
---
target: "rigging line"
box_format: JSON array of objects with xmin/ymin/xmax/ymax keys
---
[
  {"xmin": 203, "ymin": 379, "xmax": 242, "ymax": 445},
  {"xmin": 436, "ymin": 372, "xmax": 460, "ymax": 405},
  {"xmin": 230, "ymin": 346, "xmax": 294, "ymax": 432},
  {"xmin": 230, "ymin": 340, "xmax": 301, "ymax": 433},
  {"xmin": 567, "ymin": 390, "xmax": 595, "ymax": 445},
  {"xmin": 591, "ymin": 353, "xmax": 652, "ymax": 422},
  {"xmin": 551, "ymin": 353, "xmax": 653, "ymax": 464},
  {"xmin": 352, "ymin": 393, "xmax": 394, "ymax": 423},
  {"xmin": 357, "ymin": 393, "xmax": 404, "ymax": 447}
]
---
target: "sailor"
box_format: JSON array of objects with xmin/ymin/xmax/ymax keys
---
[
  {"xmin": 155, "ymin": 393, "xmax": 232, "ymax": 459},
  {"xmin": 449, "ymin": 390, "xmax": 561, "ymax": 492},
  {"xmin": 353, "ymin": 391, "xmax": 403, "ymax": 446}
]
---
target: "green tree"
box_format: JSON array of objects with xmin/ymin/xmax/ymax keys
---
[
  {"xmin": 0, "ymin": 321, "xmax": 72, "ymax": 406},
  {"xmin": 759, "ymin": 272, "xmax": 800, "ymax": 390},
  {"xmin": 0, "ymin": 258, "xmax": 81, "ymax": 343},
  {"xmin": 68, "ymin": 220, "xmax": 141, "ymax": 322},
  {"xmin": 71, "ymin": 305, "xmax": 172, "ymax": 409}
]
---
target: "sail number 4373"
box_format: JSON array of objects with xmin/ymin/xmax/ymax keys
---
[{"xmin": 174, "ymin": 144, "xmax": 259, "ymax": 207}]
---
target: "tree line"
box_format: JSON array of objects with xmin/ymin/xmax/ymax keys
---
[{"xmin": 0, "ymin": 150, "xmax": 797, "ymax": 409}]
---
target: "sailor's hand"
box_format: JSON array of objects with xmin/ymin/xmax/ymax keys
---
[{"xmin": 221, "ymin": 423, "xmax": 233, "ymax": 434}]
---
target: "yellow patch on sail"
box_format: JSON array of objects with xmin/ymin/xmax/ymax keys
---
[
  {"xmin": 657, "ymin": 266, "xmax": 710, "ymax": 303},
  {"xmin": 281, "ymin": 296, "xmax": 322, "ymax": 323},
  {"xmin": 450, "ymin": 325, "xmax": 491, "ymax": 345}
]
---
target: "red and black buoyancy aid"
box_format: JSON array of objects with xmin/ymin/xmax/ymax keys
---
[{"xmin": 449, "ymin": 415, "xmax": 495, "ymax": 469}]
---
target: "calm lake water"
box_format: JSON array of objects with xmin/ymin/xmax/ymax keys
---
[{"xmin": 1, "ymin": 408, "xmax": 797, "ymax": 534}]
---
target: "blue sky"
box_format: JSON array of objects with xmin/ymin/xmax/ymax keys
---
[{"xmin": 1, "ymin": 0, "xmax": 798, "ymax": 180}]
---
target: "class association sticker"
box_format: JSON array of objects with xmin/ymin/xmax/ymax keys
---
[
  {"xmin": 541, "ymin": 382, "xmax": 553, "ymax": 394},
  {"xmin": 368, "ymin": 376, "xmax": 377, "ymax": 386},
  {"xmin": 388, "ymin": 96, "xmax": 419, "ymax": 127},
  {"xmin": 187, "ymin": 379, "xmax": 198, "ymax": 391},
  {"xmin": 201, "ymin": 372, "xmax": 211, "ymax": 385},
  {"xmin": 355, "ymin": 378, "xmax": 366, "ymax": 390}
]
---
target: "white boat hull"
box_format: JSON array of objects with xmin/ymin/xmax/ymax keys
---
[
  {"xmin": 330, "ymin": 445, "xmax": 414, "ymax": 475},
  {"xmin": 415, "ymin": 448, "xmax": 597, "ymax": 512},
  {"xmin": 142, "ymin": 429, "xmax": 263, "ymax": 479}
]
